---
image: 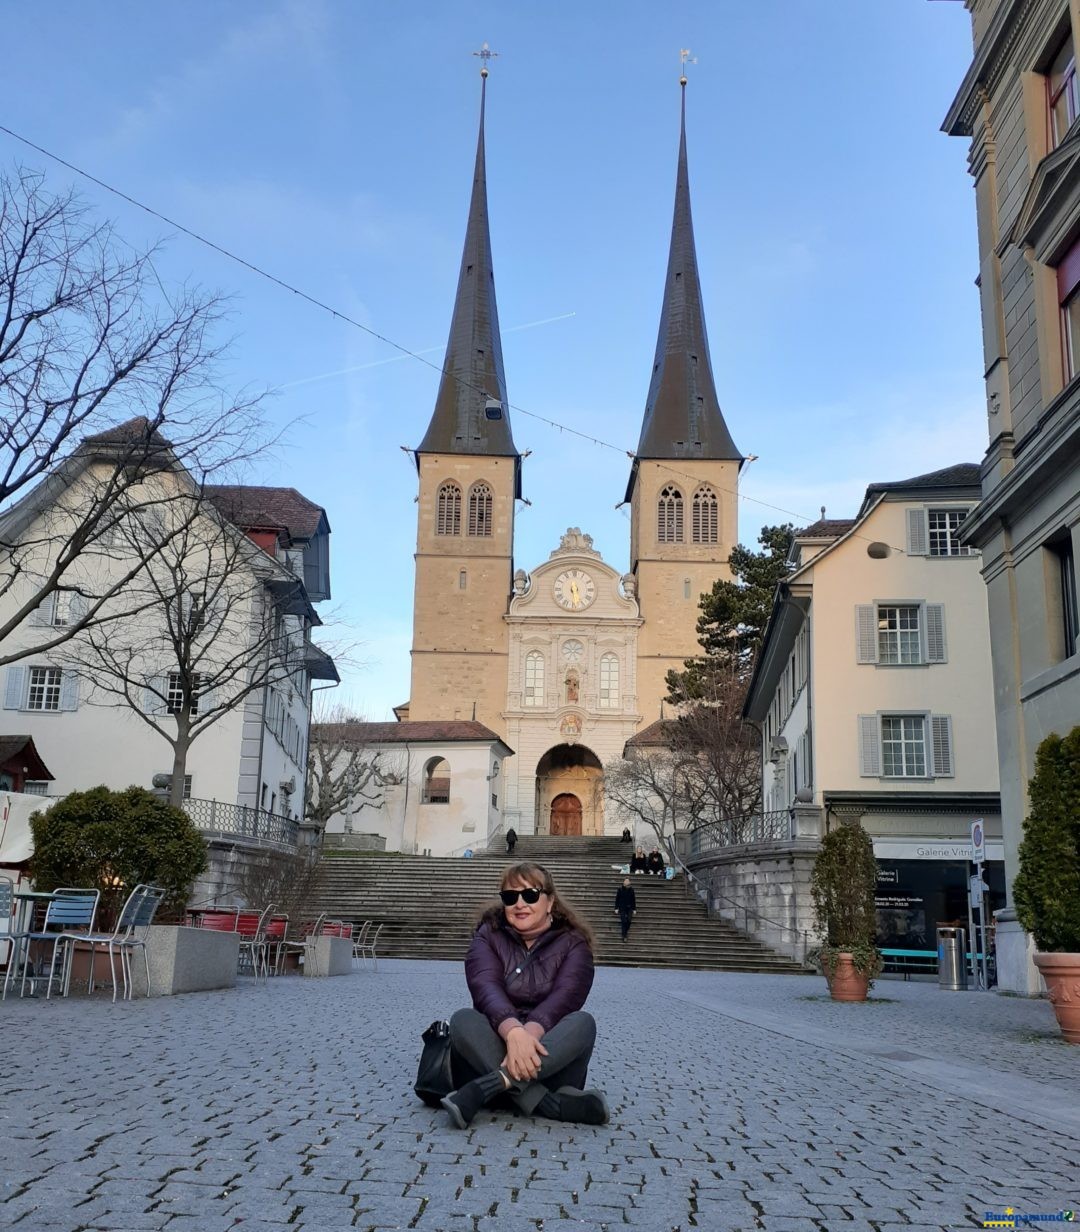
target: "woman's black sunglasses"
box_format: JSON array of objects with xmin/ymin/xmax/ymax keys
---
[{"xmin": 500, "ymin": 887, "xmax": 544, "ymax": 906}]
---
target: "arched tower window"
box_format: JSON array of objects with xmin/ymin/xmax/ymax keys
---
[
  {"xmin": 657, "ymin": 485, "xmax": 683, "ymax": 543},
  {"xmin": 599, "ymin": 653, "xmax": 620, "ymax": 708},
  {"xmin": 524, "ymin": 651, "xmax": 545, "ymax": 707},
  {"xmin": 467, "ymin": 482, "xmax": 493, "ymax": 536},
  {"xmin": 436, "ymin": 483, "xmax": 461, "ymax": 535},
  {"xmin": 692, "ymin": 486, "xmax": 718, "ymax": 543},
  {"xmin": 422, "ymin": 757, "xmax": 451, "ymax": 804}
]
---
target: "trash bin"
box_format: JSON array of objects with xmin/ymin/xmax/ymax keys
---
[{"xmin": 937, "ymin": 926, "xmax": 967, "ymax": 991}]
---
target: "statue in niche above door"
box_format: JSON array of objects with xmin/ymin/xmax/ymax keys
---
[{"xmin": 565, "ymin": 668, "xmax": 580, "ymax": 704}]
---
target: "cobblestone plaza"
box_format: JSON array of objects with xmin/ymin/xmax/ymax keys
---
[{"xmin": 2, "ymin": 962, "xmax": 1077, "ymax": 1231}]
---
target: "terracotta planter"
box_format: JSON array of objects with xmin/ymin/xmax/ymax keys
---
[
  {"xmin": 824, "ymin": 951, "xmax": 870, "ymax": 1002},
  {"xmin": 1033, "ymin": 952, "xmax": 1080, "ymax": 1044}
]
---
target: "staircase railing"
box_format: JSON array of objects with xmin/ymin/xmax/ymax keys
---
[{"xmin": 665, "ymin": 843, "xmax": 813, "ymax": 966}]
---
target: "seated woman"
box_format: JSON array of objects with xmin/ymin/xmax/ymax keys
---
[
  {"xmin": 646, "ymin": 848, "xmax": 666, "ymax": 876},
  {"xmin": 442, "ymin": 862, "xmax": 608, "ymax": 1129},
  {"xmin": 629, "ymin": 846, "xmax": 648, "ymax": 875}
]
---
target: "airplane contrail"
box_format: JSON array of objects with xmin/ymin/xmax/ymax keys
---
[{"xmin": 276, "ymin": 312, "xmax": 577, "ymax": 391}]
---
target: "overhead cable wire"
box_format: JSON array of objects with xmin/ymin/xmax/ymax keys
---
[{"xmin": 0, "ymin": 121, "xmax": 914, "ymax": 550}]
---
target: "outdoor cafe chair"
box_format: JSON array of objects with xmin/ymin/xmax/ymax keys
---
[
  {"xmin": 236, "ymin": 904, "xmax": 274, "ymax": 981},
  {"xmin": 2, "ymin": 887, "xmax": 100, "ymax": 1000},
  {"xmin": 351, "ymin": 920, "xmax": 371, "ymax": 965},
  {"xmin": 0, "ymin": 875, "xmax": 14, "ymax": 973},
  {"xmin": 60, "ymin": 884, "xmax": 166, "ymax": 1002},
  {"xmin": 276, "ymin": 911, "xmax": 326, "ymax": 976},
  {"xmin": 265, "ymin": 913, "xmax": 289, "ymax": 975},
  {"xmin": 355, "ymin": 922, "xmax": 384, "ymax": 971}
]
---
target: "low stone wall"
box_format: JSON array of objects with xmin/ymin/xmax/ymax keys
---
[
  {"xmin": 131, "ymin": 925, "xmax": 240, "ymax": 997},
  {"xmin": 322, "ymin": 833, "xmax": 387, "ymax": 852},
  {"xmin": 684, "ymin": 839, "xmax": 821, "ymax": 964},
  {"xmin": 303, "ymin": 934, "xmax": 353, "ymax": 977}
]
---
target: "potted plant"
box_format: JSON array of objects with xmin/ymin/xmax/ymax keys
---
[
  {"xmin": 1012, "ymin": 727, "xmax": 1080, "ymax": 1044},
  {"xmin": 810, "ymin": 818, "xmax": 882, "ymax": 1002}
]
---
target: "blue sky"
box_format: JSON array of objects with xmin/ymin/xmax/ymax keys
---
[{"xmin": 3, "ymin": 2, "xmax": 980, "ymax": 719}]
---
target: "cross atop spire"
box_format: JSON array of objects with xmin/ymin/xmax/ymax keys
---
[
  {"xmin": 417, "ymin": 63, "xmax": 519, "ymax": 468},
  {"xmin": 627, "ymin": 71, "xmax": 742, "ymax": 492}
]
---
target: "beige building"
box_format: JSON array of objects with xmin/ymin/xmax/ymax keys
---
[
  {"xmin": 944, "ymin": 0, "xmax": 1080, "ymax": 991},
  {"xmin": 743, "ymin": 465, "xmax": 1003, "ymax": 966},
  {"xmin": 401, "ymin": 76, "xmax": 743, "ymax": 844}
]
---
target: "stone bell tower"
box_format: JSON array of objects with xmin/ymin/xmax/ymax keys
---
[
  {"xmin": 627, "ymin": 77, "xmax": 743, "ymax": 719},
  {"xmin": 407, "ymin": 65, "xmax": 520, "ymax": 735}
]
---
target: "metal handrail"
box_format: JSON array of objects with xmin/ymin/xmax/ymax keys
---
[
  {"xmin": 183, "ymin": 798, "xmax": 299, "ymax": 848},
  {"xmin": 689, "ymin": 809, "xmax": 794, "ymax": 853},
  {"xmin": 666, "ymin": 842, "xmax": 814, "ymax": 962}
]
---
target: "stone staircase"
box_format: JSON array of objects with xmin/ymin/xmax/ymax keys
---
[{"xmin": 313, "ymin": 835, "xmax": 804, "ymax": 973}]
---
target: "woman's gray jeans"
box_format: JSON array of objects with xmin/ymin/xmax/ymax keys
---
[{"xmin": 448, "ymin": 1007, "xmax": 596, "ymax": 1114}]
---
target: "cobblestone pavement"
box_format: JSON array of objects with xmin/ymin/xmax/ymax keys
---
[{"xmin": 2, "ymin": 961, "xmax": 1078, "ymax": 1232}]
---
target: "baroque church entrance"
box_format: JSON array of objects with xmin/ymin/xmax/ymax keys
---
[
  {"xmin": 550, "ymin": 793, "xmax": 582, "ymax": 836},
  {"xmin": 535, "ymin": 744, "xmax": 603, "ymax": 836}
]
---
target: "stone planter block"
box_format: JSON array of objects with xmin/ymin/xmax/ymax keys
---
[
  {"xmin": 130, "ymin": 925, "xmax": 240, "ymax": 997},
  {"xmin": 304, "ymin": 934, "xmax": 352, "ymax": 977}
]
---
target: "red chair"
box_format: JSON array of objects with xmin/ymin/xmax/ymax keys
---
[
  {"xmin": 265, "ymin": 914, "xmax": 289, "ymax": 975},
  {"xmin": 193, "ymin": 908, "xmax": 240, "ymax": 933}
]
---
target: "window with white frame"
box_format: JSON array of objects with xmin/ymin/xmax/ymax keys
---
[
  {"xmin": 436, "ymin": 482, "xmax": 461, "ymax": 535},
  {"xmin": 859, "ymin": 713, "xmax": 953, "ymax": 779},
  {"xmin": 23, "ymin": 780, "xmax": 49, "ymax": 796},
  {"xmin": 927, "ymin": 509, "xmax": 971, "ymax": 556},
  {"xmin": 691, "ymin": 486, "xmax": 718, "ymax": 543},
  {"xmin": 524, "ymin": 651, "xmax": 545, "ymax": 707},
  {"xmin": 856, "ymin": 602, "xmax": 946, "ymax": 665},
  {"xmin": 166, "ymin": 671, "xmax": 202, "ymax": 716},
  {"xmin": 657, "ymin": 486, "xmax": 684, "ymax": 543},
  {"xmin": 27, "ymin": 667, "xmax": 63, "ymax": 711},
  {"xmin": 598, "ymin": 653, "xmax": 619, "ymax": 708},
  {"xmin": 1048, "ymin": 31, "xmax": 1079, "ymax": 148}
]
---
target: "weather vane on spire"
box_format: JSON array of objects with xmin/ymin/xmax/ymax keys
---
[
  {"xmin": 473, "ymin": 41, "xmax": 499, "ymax": 78},
  {"xmin": 679, "ymin": 47, "xmax": 698, "ymax": 86}
]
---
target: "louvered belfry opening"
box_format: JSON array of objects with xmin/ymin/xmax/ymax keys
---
[
  {"xmin": 467, "ymin": 482, "xmax": 493, "ymax": 536},
  {"xmin": 658, "ymin": 485, "xmax": 684, "ymax": 543},
  {"xmin": 436, "ymin": 482, "xmax": 461, "ymax": 535},
  {"xmin": 692, "ymin": 485, "xmax": 718, "ymax": 543}
]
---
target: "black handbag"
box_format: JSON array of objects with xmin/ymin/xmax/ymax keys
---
[{"xmin": 414, "ymin": 1019, "xmax": 455, "ymax": 1106}]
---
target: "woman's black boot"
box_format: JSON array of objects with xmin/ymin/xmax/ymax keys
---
[
  {"xmin": 536, "ymin": 1086, "xmax": 610, "ymax": 1125},
  {"xmin": 441, "ymin": 1071, "xmax": 508, "ymax": 1129}
]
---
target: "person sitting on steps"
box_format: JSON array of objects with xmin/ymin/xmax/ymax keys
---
[
  {"xmin": 630, "ymin": 846, "xmax": 648, "ymax": 875},
  {"xmin": 620, "ymin": 826, "xmax": 632, "ymax": 843},
  {"xmin": 646, "ymin": 848, "xmax": 666, "ymax": 877}
]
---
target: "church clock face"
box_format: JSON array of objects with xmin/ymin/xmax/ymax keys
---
[{"xmin": 553, "ymin": 569, "xmax": 596, "ymax": 612}]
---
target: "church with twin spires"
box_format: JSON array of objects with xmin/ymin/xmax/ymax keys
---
[{"xmin": 388, "ymin": 69, "xmax": 743, "ymax": 847}]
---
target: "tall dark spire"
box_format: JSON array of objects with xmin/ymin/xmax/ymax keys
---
[
  {"xmin": 629, "ymin": 79, "xmax": 741, "ymax": 487},
  {"xmin": 417, "ymin": 70, "xmax": 518, "ymax": 462}
]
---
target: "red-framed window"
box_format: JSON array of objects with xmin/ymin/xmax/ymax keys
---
[
  {"xmin": 1049, "ymin": 32, "xmax": 1079, "ymax": 148},
  {"xmin": 1057, "ymin": 237, "xmax": 1080, "ymax": 381}
]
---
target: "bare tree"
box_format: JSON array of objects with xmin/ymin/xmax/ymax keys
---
[
  {"xmin": 307, "ymin": 707, "xmax": 404, "ymax": 833},
  {"xmin": 60, "ymin": 489, "xmax": 321, "ymax": 806},
  {"xmin": 605, "ymin": 741, "xmax": 709, "ymax": 850},
  {"xmin": 0, "ymin": 168, "xmax": 265, "ymax": 667},
  {"xmin": 667, "ymin": 667, "xmax": 762, "ymax": 827}
]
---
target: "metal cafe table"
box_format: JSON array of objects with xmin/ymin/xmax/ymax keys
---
[{"xmin": 7, "ymin": 889, "xmax": 96, "ymax": 997}]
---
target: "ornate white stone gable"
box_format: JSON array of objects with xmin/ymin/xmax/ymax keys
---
[
  {"xmin": 509, "ymin": 528, "xmax": 639, "ymax": 619},
  {"xmin": 549, "ymin": 527, "xmax": 601, "ymax": 559}
]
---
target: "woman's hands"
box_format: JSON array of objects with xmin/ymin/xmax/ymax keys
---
[{"xmin": 503, "ymin": 1026, "xmax": 548, "ymax": 1081}]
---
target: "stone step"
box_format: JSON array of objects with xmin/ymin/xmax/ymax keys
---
[{"xmin": 314, "ymin": 849, "xmax": 804, "ymax": 974}]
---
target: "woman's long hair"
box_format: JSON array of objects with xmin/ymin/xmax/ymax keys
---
[{"xmin": 477, "ymin": 861, "xmax": 595, "ymax": 950}]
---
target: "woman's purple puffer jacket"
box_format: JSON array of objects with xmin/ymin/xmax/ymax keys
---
[{"xmin": 465, "ymin": 921, "xmax": 595, "ymax": 1034}]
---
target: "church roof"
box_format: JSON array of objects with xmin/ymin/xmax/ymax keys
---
[
  {"xmin": 627, "ymin": 82, "xmax": 741, "ymax": 500},
  {"xmin": 417, "ymin": 73, "xmax": 519, "ymax": 466},
  {"xmin": 315, "ymin": 720, "xmax": 512, "ymax": 751}
]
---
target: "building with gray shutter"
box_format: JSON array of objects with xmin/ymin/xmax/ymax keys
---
[{"xmin": 944, "ymin": 0, "xmax": 1080, "ymax": 991}]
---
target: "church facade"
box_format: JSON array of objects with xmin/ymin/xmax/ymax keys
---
[{"xmin": 339, "ymin": 73, "xmax": 744, "ymax": 851}]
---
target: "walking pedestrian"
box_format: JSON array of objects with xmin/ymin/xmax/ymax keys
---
[
  {"xmin": 506, "ymin": 827, "xmax": 518, "ymax": 855},
  {"xmin": 614, "ymin": 877, "xmax": 636, "ymax": 942}
]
